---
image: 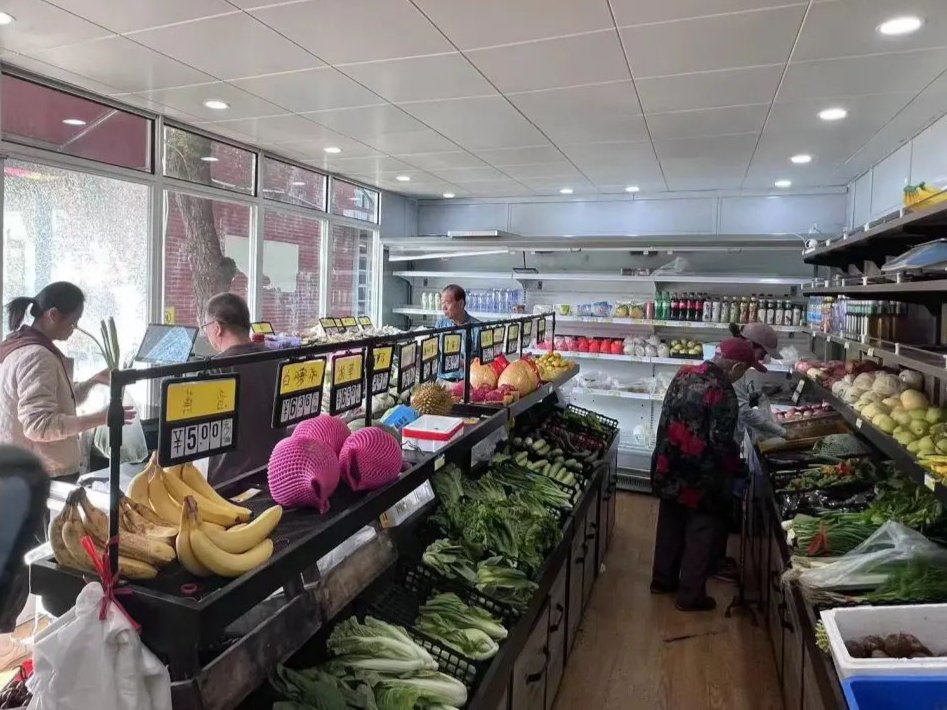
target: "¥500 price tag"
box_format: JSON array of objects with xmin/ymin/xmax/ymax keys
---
[
  {"xmin": 160, "ymin": 375, "xmax": 239, "ymax": 467},
  {"xmin": 440, "ymin": 333, "xmax": 462, "ymax": 376}
]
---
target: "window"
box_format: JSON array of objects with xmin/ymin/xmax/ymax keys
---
[
  {"xmin": 260, "ymin": 210, "xmax": 322, "ymax": 333},
  {"xmin": 163, "ymin": 126, "xmax": 255, "ymax": 195},
  {"xmin": 163, "ymin": 190, "xmax": 251, "ymax": 327},
  {"xmin": 2, "ymin": 160, "xmax": 149, "ymax": 382},
  {"xmin": 327, "ymin": 224, "xmax": 374, "ymax": 317},
  {"xmin": 1, "ymin": 75, "xmax": 152, "ymax": 171},
  {"xmin": 330, "ymin": 178, "xmax": 379, "ymax": 223},
  {"xmin": 262, "ymin": 158, "xmax": 326, "ymax": 211}
]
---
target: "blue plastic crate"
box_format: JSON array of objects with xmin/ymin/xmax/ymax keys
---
[{"xmin": 843, "ymin": 675, "xmax": 947, "ymax": 710}]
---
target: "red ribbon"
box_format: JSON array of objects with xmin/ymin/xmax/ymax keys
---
[{"xmin": 80, "ymin": 535, "xmax": 141, "ymax": 632}]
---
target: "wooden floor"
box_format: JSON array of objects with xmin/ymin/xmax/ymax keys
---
[{"xmin": 553, "ymin": 493, "xmax": 783, "ymax": 710}]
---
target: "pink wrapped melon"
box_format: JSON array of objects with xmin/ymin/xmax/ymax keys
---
[
  {"xmin": 293, "ymin": 414, "xmax": 350, "ymax": 455},
  {"xmin": 267, "ymin": 437, "xmax": 340, "ymax": 513},
  {"xmin": 338, "ymin": 426, "xmax": 403, "ymax": 492}
]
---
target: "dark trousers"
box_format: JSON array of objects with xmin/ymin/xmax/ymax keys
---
[{"xmin": 652, "ymin": 498, "xmax": 725, "ymax": 606}]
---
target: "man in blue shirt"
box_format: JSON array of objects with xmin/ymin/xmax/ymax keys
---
[{"xmin": 435, "ymin": 284, "xmax": 480, "ymax": 382}]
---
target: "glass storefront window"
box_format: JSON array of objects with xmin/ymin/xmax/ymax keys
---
[
  {"xmin": 2, "ymin": 160, "xmax": 149, "ymax": 383},
  {"xmin": 330, "ymin": 178, "xmax": 379, "ymax": 223},
  {"xmin": 163, "ymin": 126, "xmax": 255, "ymax": 196},
  {"xmin": 327, "ymin": 223, "xmax": 374, "ymax": 317},
  {"xmin": 163, "ymin": 190, "xmax": 251, "ymax": 327},
  {"xmin": 261, "ymin": 210, "xmax": 322, "ymax": 333},
  {"xmin": 1, "ymin": 74, "xmax": 152, "ymax": 172},
  {"xmin": 262, "ymin": 158, "xmax": 326, "ymax": 211}
]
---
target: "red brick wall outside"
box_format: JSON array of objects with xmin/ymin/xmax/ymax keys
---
[{"xmin": 260, "ymin": 210, "xmax": 321, "ymax": 333}]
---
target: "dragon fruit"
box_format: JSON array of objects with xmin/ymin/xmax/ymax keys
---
[
  {"xmin": 293, "ymin": 414, "xmax": 350, "ymax": 455},
  {"xmin": 449, "ymin": 381, "xmax": 465, "ymax": 398},
  {"xmin": 267, "ymin": 437, "xmax": 340, "ymax": 513},
  {"xmin": 338, "ymin": 426, "xmax": 403, "ymax": 492}
]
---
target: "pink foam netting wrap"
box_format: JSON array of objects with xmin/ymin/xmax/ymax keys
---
[
  {"xmin": 292, "ymin": 414, "xmax": 351, "ymax": 455},
  {"xmin": 338, "ymin": 427, "xmax": 403, "ymax": 492},
  {"xmin": 267, "ymin": 437, "xmax": 340, "ymax": 513}
]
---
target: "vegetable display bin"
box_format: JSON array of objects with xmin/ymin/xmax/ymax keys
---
[
  {"xmin": 842, "ymin": 675, "xmax": 947, "ymax": 709},
  {"xmin": 821, "ymin": 604, "xmax": 947, "ymax": 681}
]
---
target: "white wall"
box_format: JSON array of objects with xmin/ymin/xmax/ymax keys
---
[{"xmin": 848, "ymin": 110, "xmax": 947, "ymax": 228}]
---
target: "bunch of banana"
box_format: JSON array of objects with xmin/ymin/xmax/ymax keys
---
[
  {"xmin": 176, "ymin": 497, "xmax": 279, "ymax": 578},
  {"xmin": 904, "ymin": 182, "xmax": 947, "ymax": 208},
  {"xmin": 127, "ymin": 455, "xmax": 253, "ymax": 530},
  {"xmin": 919, "ymin": 454, "xmax": 947, "ymax": 481}
]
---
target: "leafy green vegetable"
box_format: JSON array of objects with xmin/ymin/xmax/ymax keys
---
[
  {"xmin": 419, "ymin": 593, "xmax": 507, "ymax": 641},
  {"xmin": 416, "ymin": 614, "xmax": 499, "ymax": 660},
  {"xmin": 371, "ymin": 672, "xmax": 467, "ymax": 709},
  {"xmin": 269, "ymin": 666, "xmax": 377, "ymax": 709},
  {"xmin": 862, "ymin": 477, "xmax": 944, "ymax": 532},
  {"xmin": 476, "ymin": 556, "xmax": 538, "ymax": 607},
  {"xmin": 327, "ymin": 617, "xmax": 437, "ymax": 675},
  {"xmin": 431, "ymin": 466, "xmax": 464, "ymax": 507},
  {"xmin": 422, "ymin": 540, "xmax": 478, "ymax": 584}
]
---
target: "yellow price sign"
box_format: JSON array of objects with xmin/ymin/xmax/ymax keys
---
[
  {"xmin": 163, "ymin": 306, "xmax": 176, "ymax": 325},
  {"xmin": 279, "ymin": 359, "xmax": 326, "ymax": 396},
  {"xmin": 373, "ymin": 346, "xmax": 393, "ymax": 371},
  {"xmin": 507, "ymin": 324, "xmax": 520, "ymax": 341},
  {"xmin": 251, "ymin": 321, "xmax": 274, "ymax": 335},
  {"xmin": 421, "ymin": 336, "xmax": 438, "ymax": 361},
  {"xmin": 443, "ymin": 334, "xmax": 462, "ymax": 354},
  {"xmin": 493, "ymin": 326, "xmax": 505, "ymax": 343},
  {"xmin": 358, "ymin": 316, "xmax": 373, "ymax": 328},
  {"xmin": 333, "ymin": 353, "xmax": 364, "ymax": 385},
  {"xmin": 165, "ymin": 377, "xmax": 237, "ymax": 423},
  {"xmin": 400, "ymin": 342, "xmax": 417, "ymax": 366},
  {"xmin": 334, "ymin": 318, "xmax": 345, "ymax": 328},
  {"xmin": 341, "ymin": 316, "xmax": 358, "ymax": 328},
  {"xmin": 480, "ymin": 329, "xmax": 494, "ymax": 348}
]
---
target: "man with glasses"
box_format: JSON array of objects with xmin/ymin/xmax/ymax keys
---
[{"xmin": 435, "ymin": 284, "xmax": 480, "ymax": 382}]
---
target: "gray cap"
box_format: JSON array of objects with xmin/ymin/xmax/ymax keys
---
[{"xmin": 739, "ymin": 322, "xmax": 780, "ymax": 357}]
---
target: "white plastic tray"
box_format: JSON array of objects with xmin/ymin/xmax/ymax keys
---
[{"xmin": 821, "ymin": 603, "xmax": 947, "ymax": 681}]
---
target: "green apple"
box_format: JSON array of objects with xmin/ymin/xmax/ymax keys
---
[
  {"xmin": 910, "ymin": 419, "xmax": 931, "ymax": 437},
  {"xmin": 918, "ymin": 436, "xmax": 936, "ymax": 454},
  {"xmin": 936, "ymin": 439, "xmax": 947, "ymax": 455},
  {"xmin": 910, "ymin": 409, "xmax": 929, "ymax": 421},
  {"xmin": 927, "ymin": 407, "xmax": 946, "ymax": 425},
  {"xmin": 894, "ymin": 430, "xmax": 917, "ymax": 446},
  {"xmin": 892, "ymin": 410, "xmax": 913, "ymax": 427},
  {"xmin": 907, "ymin": 440, "xmax": 922, "ymax": 454}
]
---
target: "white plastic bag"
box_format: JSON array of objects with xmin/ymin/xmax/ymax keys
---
[
  {"xmin": 93, "ymin": 391, "xmax": 148, "ymax": 464},
  {"xmin": 28, "ymin": 582, "xmax": 171, "ymax": 710}
]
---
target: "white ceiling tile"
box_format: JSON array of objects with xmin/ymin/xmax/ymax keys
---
[
  {"xmin": 463, "ymin": 180, "xmax": 535, "ymax": 197},
  {"xmin": 473, "ymin": 145, "xmax": 561, "ymax": 166},
  {"xmin": 621, "ymin": 5, "xmax": 806, "ymax": 78},
  {"xmin": 400, "ymin": 96, "xmax": 548, "ymax": 149},
  {"xmin": 467, "ymin": 31, "xmax": 629, "ymax": 93},
  {"xmin": 663, "ymin": 165, "xmax": 748, "ymax": 190},
  {"xmin": 128, "ymin": 13, "xmax": 320, "ymax": 80},
  {"xmin": 250, "ymin": 0, "xmax": 452, "ymax": 64},
  {"xmin": 200, "ymin": 113, "xmax": 327, "ymax": 143},
  {"xmin": 272, "ymin": 133, "xmax": 380, "ymax": 159},
  {"xmin": 794, "ymin": 0, "xmax": 947, "ymax": 62},
  {"xmin": 743, "ymin": 160, "xmax": 846, "ymax": 189},
  {"xmin": 393, "ymin": 151, "xmax": 487, "ymax": 170},
  {"xmin": 136, "ymin": 82, "xmax": 283, "ymax": 120},
  {"xmin": 411, "ymin": 0, "xmax": 614, "ymax": 50},
  {"xmin": 230, "ymin": 67, "xmax": 383, "ymax": 113},
  {"xmin": 341, "ymin": 53, "xmax": 496, "ymax": 103},
  {"xmin": 778, "ymin": 49, "xmax": 947, "ymax": 102},
  {"xmin": 323, "ymin": 155, "xmax": 417, "ymax": 176},
  {"xmin": 765, "ymin": 93, "xmax": 916, "ymax": 139},
  {"xmin": 500, "ymin": 162, "xmax": 584, "ymax": 180},
  {"xmin": 365, "ymin": 129, "xmax": 460, "ymax": 154},
  {"xmin": 519, "ymin": 176, "xmax": 597, "ymax": 194},
  {"xmin": 648, "ymin": 104, "xmax": 769, "ymax": 140},
  {"xmin": 303, "ymin": 104, "xmax": 424, "ymax": 140},
  {"xmin": 611, "ymin": 0, "xmax": 804, "ymax": 26},
  {"xmin": 636, "ymin": 65, "xmax": 783, "ymax": 113},
  {"xmin": 654, "ymin": 132, "xmax": 759, "ymax": 162},
  {"xmin": 0, "ymin": 0, "xmax": 112, "ymax": 54},
  {"xmin": 45, "ymin": 0, "xmax": 235, "ymax": 33},
  {"xmin": 560, "ymin": 140, "xmax": 658, "ymax": 168},
  {"xmin": 595, "ymin": 181, "xmax": 667, "ymax": 193},
  {"xmin": 392, "ymin": 181, "xmax": 465, "ymax": 198},
  {"xmin": 428, "ymin": 166, "xmax": 510, "ymax": 183},
  {"xmin": 297, "ymin": 148, "xmax": 387, "ymax": 170},
  {"xmin": 28, "ymin": 36, "xmax": 213, "ymax": 92},
  {"xmin": 1, "ymin": 53, "xmax": 126, "ymax": 96}
]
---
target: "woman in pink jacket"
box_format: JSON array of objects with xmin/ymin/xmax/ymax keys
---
[{"xmin": 0, "ymin": 282, "xmax": 130, "ymax": 480}]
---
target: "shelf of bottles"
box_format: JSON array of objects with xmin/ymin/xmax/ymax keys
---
[
  {"xmin": 652, "ymin": 292, "xmax": 806, "ymax": 328},
  {"xmin": 419, "ymin": 288, "xmax": 525, "ymax": 314},
  {"xmin": 805, "ymin": 295, "xmax": 910, "ymax": 343}
]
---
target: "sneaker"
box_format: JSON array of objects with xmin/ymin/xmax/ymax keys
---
[
  {"xmin": 649, "ymin": 580, "xmax": 678, "ymax": 594},
  {"xmin": 675, "ymin": 596, "xmax": 717, "ymax": 612}
]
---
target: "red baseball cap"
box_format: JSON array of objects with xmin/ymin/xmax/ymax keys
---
[{"xmin": 718, "ymin": 337, "xmax": 767, "ymax": 372}]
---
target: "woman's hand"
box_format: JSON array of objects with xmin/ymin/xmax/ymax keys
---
[
  {"xmin": 93, "ymin": 405, "xmax": 137, "ymax": 427},
  {"xmin": 123, "ymin": 405, "xmax": 137, "ymax": 424},
  {"xmin": 93, "ymin": 369, "xmax": 111, "ymax": 386}
]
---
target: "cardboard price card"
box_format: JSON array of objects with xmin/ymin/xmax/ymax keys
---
[
  {"xmin": 330, "ymin": 352, "xmax": 365, "ymax": 415},
  {"xmin": 251, "ymin": 321, "xmax": 274, "ymax": 335},
  {"xmin": 505, "ymin": 323, "xmax": 520, "ymax": 355},
  {"xmin": 159, "ymin": 375, "xmax": 239, "ymax": 467},
  {"xmin": 419, "ymin": 336, "xmax": 439, "ymax": 383},
  {"xmin": 440, "ymin": 333, "xmax": 463, "ymax": 375},
  {"xmin": 479, "ymin": 328, "xmax": 495, "ymax": 365},
  {"xmin": 319, "ymin": 317, "xmax": 344, "ymax": 335},
  {"xmin": 492, "ymin": 326, "xmax": 506, "ymax": 354},
  {"xmin": 397, "ymin": 342, "xmax": 418, "ymax": 394},
  {"xmin": 537, "ymin": 317, "xmax": 547, "ymax": 344},
  {"xmin": 521, "ymin": 319, "xmax": 532, "ymax": 348},
  {"xmin": 371, "ymin": 345, "xmax": 394, "ymax": 395},
  {"xmin": 340, "ymin": 316, "xmax": 360, "ymax": 333},
  {"xmin": 272, "ymin": 357, "xmax": 326, "ymax": 428},
  {"xmin": 358, "ymin": 315, "xmax": 373, "ymax": 329}
]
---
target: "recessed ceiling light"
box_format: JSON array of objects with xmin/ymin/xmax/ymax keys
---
[
  {"xmin": 774, "ymin": 179, "xmax": 792, "ymax": 188},
  {"xmin": 559, "ymin": 187, "xmax": 573, "ymax": 195},
  {"xmin": 395, "ymin": 175, "xmax": 411, "ymax": 182},
  {"xmin": 201, "ymin": 156, "xmax": 219, "ymax": 162},
  {"xmin": 203, "ymin": 99, "xmax": 229, "ymax": 110},
  {"xmin": 624, "ymin": 185, "xmax": 640, "ymax": 193},
  {"xmin": 324, "ymin": 146, "xmax": 342, "ymax": 154},
  {"xmin": 443, "ymin": 192, "xmax": 455, "ymax": 198},
  {"xmin": 877, "ymin": 15, "xmax": 923, "ymax": 36},
  {"xmin": 291, "ymin": 181, "xmax": 306, "ymax": 186},
  {"xmin": 790, "ymin": 153, "xmax": 812, "ymax": 164},
  {"xmin": 0, "ymin": 12, "xmax": 15, "ymax": 25},
  {"xmin": 818, "ymin": 107, "xmax": 847, "ymax": 121},
  {"xmin": 62, "ymin": 118, "xmax": 87, "ymax": 126}
]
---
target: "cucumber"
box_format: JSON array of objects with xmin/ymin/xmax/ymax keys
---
[
  {"xmin": 513, "ymin": 437, "xmax": 523, "ymax": 447},
  {"xmin": 524, "ymin": 437, "xmax": 533, "ymax": 446}
]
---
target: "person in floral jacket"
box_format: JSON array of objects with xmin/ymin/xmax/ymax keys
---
[{"xmin": 649, "ymin": 338, "xmax": 762, "ymax": 611}]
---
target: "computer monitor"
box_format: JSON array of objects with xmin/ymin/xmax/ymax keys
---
[{"xmin": 134, "ymin": 324, "xmax": 198, "ymax": 365}]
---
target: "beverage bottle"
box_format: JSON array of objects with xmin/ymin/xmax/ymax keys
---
[
  {"xmin": 774, "ymin": 300, "xmax": 784, "ymax": 327},
  {"xmin": 694, "ymin": 295, "xmax": 703, "ymax": 322},
  {"xmin": 739, "ymin": 297, "xmax": 749, "ymax": 324},
  {"xmin": 749, "ymin": 296, "xmax": 759, "ymax": 323},
  {"xmin": 702, "ymin": 295, "xmax": 712, "ymax": 322},
  {"xmin": 670, "ymin": 293, "xmax": 678, "ymax": 320}
]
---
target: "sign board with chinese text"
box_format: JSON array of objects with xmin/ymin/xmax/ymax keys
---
[
  {"xmin": 319, "ymin": 317, "xmax": 344, "ymax": 335},
  {"xmin": 358, "ymin": 316, "xmax": 373, "ymax": 329},
  {"xmin": 480, "ymin": 329, "xmax": 495, "ymax": 364},
  {"xmin": 521, "ymin": 319, "xmax": 532, "ymax": 349},
  {"xmin": 330, "ymin": 352, "xmax": 365, "ymax": 415},
  {"xmin": 397, "ymin": 342, "xmax": 417, "ymax": 394},
  {"xmin": 537, "ymin": 317, "xmax": 547, "ymax": 344},
  {"xmin": 251, "ymin": 321, "xmax": 274, "ymax": 335},
  {"xmin": 505, "ymin": 323, "xmax": 520, "ymax": 355},
  {"xmin": 440, "ymin": 333, "xmax": 462, "ymax": 376},
  {"xmin": 272, "ymin": 357, "xmax": 326, "ymax": 428},
  {"xmin": 419, "ymin": 336, "xmax": 439, "ymax": 383},
  {"xmin": 340, "ymin": 316, "xmax": 359, "ymax": 333},
  {"xmin": 371, "ymin": 346, "xmax": 394, "ymax": 395},
  {"xmin": 159, "ymin": 375, "xmax": 239, "ymax": 467}
]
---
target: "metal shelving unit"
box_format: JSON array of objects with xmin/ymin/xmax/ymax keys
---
[
  {"xmin": 393, "ymin": 270, "xmax": 809, "ymax": 286},
  {"xmin": 805, "ymin": 329, "xmax": 947, "ymax": 381}
]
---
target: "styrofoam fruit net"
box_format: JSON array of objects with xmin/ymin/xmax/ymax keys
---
[
  {"xmin": 292, "ymin": 414, "xmax": 351, "ymax": 455},
  {"xmin": 267, "ymin": 437, "xmax": 340, "ymax": 513},
  {"xmin": 338, "ymin": 426, "xmax": 404, "ymax": 492}
]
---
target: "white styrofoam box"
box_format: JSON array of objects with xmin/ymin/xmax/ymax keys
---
[
  {"xmin": 821, "ymin": 603, "xmax": 947, "ymax": 681},
  {"xmin": 402, "ymin": 414, "xmax": 465, "ymax": 453}
]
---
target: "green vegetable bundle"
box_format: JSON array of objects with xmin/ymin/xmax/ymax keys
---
[
  {"xmin": 79, "ymin": 316, "xmax": 121, "ymax": 370},
  {"xmin": 422, "ymin": 540, "xmax": 478, "ymax": 585},
  {"xmin": 419, "ymin": 593, "xmax": 507, "ymax": 641},
  {"xmin": 792, "ymin": 513, "xmax": 880, "ymax": 557},
  {"xmin": 862, "ymin": 477, "xmax": 945, "ymax": 532},
  {"xmin": 475, "ymin": 556, "xmax": 538, "ymax": 607}
]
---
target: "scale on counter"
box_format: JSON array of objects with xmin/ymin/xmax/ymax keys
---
[{"xmin": 882, "ymin": 238, "xmax": 947, "ymax": 273}]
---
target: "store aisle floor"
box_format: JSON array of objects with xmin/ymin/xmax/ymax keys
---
[{"xmin": 553, "ymin": 493, "xmax": 783, "ymax": 710}]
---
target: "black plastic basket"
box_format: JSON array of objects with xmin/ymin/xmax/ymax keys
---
[
  {"xmin": 565, "ymin": 403, "xmax": 619, "ymax": 433},
  {"xmin": 402, "ymin": 559, "xmax": 519, "ymax": 624}
]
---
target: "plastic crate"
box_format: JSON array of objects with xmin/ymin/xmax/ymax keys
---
[
  {"xmin": 842, "ymin": 675, "xmax": 947, "ymax": 709},
  {"xmin": 402, "ymin": 560, "xmax": 519, "ymax": 624},
  {"xmin": 564, "ymin": 404, "xmax": 619, "ymax": 433},
  {"xmin": 821, "ymin": 604, "xmax": 947, "ymax": 681}
]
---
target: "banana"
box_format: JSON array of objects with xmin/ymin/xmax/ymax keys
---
[
  {"xmin": 119, "ymin": 497, "xmax": 178, "ymax": 540},
  {"xmin": 148, "ymin": 470, "xmax": 184, "ymax": 525},
  {"xmin": 201, "ymin": 505, "xmax": 282, "ymax": 554},
  {"xmin": 185, "ymin": 499, "xmax": 273, "ymax": 578},
  {"xmin": 180, "ymin": 462, "xmax": 252, "ymax": 519},
  {"xmin": 162, "ymin": 472, "xmax": 247, "ymax": 526},
  {"xmin": 176, "ymin": 497, "xmax": 211, "ymax": 577},
  {"xmin": 124, "ymin": 494, "xmax": 178, "ymax": 531},
  {"xmin": 48, "ymin": 506, "xmax": 87, "ymax": 571},
  {"xmin": 163, "ymin": 463, "xmax": 184, "ymax": 480},
  {"xmin": 60, "ymin": 509, "xmax": 157, "ymax": 580},
  {"xmin": 229, "ymin": 523, "xmax": 248, "ymax": 532},
  {"xmin": 127, "ymin": 454, "xmax": 159, "ymax": 507},
  {"xmin": 75, "ymin": 490, "xmax": 176, "ymax": 567},
  {"xmin": 203, "ymin": 521, "xmax": 227, "ymax": 533}
]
